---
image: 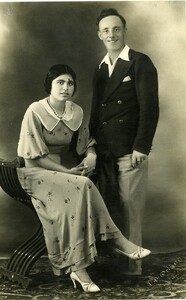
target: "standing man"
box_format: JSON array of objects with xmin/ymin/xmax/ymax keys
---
[{"xmin": 89, "ymin": 8, "xmax": 159, "ymax": 275}]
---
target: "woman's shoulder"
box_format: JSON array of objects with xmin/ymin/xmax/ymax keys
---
[
  {"xmin": 63, "ymin": 101, "xmax": 83, "ymax": 131},
  {"xmin": 28, "ymin": 98, "xmax": 60, "ymax": 131},
  {"xmin": 70, "ymin": 101, "xmax": 83, "ymax": 117},
  {"xmin": 29, "ymin": 98, "xmax": 48, "ymax": 113}
]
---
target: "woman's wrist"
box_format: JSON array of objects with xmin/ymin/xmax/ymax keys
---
[
  {"xmin": 86, "ymin": 153, "xmax": 97, "ymax": 161},
  {"xmin": 86, "ymin": 147, "xmax": 97, "ymax": 158}
]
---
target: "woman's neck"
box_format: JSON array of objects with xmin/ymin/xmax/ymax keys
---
[{"xmin": 49, "ymin": 96, "xmax": 66, "ymax": 115}]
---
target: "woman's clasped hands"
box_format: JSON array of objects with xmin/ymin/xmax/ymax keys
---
[
  {"xmin": 81, "ymin": 152, "xmax": 97, "ymax": 177},
  {"xmin": 69, "ymin": 152, "xmax": 97, "ymax": 177}
]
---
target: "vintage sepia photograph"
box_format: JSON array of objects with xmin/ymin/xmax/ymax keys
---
[{"xmin": 0, "ymin": 1, "xmax": 185, "ymax": 299}]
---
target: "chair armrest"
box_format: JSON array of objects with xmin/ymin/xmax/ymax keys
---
[{"xmin": 0, "ymin": 156, "xmax": 25, "ymax": 168}]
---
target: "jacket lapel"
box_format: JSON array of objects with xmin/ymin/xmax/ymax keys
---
[
  {"xmin": 97, "ymin": 63, "xmax": 109, "ymax": 87},
  {"xmin": 93, "ymin": 63, "xmax": 109, "ymax": 105},
  {"xmin": 102, "ymin": 58, "xmax": 134, "ymax": 102}
]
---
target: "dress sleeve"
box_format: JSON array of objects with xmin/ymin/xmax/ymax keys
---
[
  {"xmin": 76, "ymin": 118, "xmax": 96, "ymax": 156},
  {"xmin": 17, "ymin": 106, "xmax": 49, "ymax": 159}
]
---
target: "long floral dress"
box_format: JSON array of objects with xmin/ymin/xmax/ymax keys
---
[{"xmin": 17, "ymin": 98, "xmax": 121, "ymax": 274}]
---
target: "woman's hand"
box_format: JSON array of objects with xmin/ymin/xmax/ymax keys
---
[
  {"xmin": 79, "ymin": 152, "xmax": 97, "ymax": 177},
  {"xmin": 35, "ymin": 156, "xmax": 85, "ymax": 175},
  {"xmin": 35, "ymin": 151, "xmax": 96, "ymax": 176},
  {"xmin": 68, "ymin": 165, "xmax": 85, "ymax": 175}
]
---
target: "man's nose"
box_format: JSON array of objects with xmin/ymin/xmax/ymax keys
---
[{"xmin": 108, "ymin": 29, "xmax": 115, "ymax": 37}]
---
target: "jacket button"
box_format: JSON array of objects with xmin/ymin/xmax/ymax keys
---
[
  {"xmin": 102, "ymin": 122, "xmax": 107, "ymax": 126},
  {"xmin": 119, "ymin": 119, "xmax": 124, "ymax": 124},
  {"xmin": 117, "ymin": 100, "xmax": 122, "ymax": 104}
]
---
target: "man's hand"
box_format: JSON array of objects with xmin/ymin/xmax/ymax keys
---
[{"xmin": 131, "ymin": 150, "xmax": 147, "ymax": 168}]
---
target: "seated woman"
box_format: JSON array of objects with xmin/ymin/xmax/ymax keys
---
[{"xmin": 17, "ymin": 64, "xmax": 150, "ymax": 293}]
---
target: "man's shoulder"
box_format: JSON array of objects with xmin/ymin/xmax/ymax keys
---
[
  {"xmin": 129, "ymin": 49, "xmax": 149, "ymax": 60},
  {"xmin": 129, "ymin": 49, "xmax": 156, "ymax": 68},
  {"xmin": 94, "ymin": 63, "xmax": 101, "ymax": 72}
]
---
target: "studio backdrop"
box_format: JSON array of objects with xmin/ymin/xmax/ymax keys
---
[{"xmin": 0, "ymin": 1, "xmax": 185, "ymax": 255}]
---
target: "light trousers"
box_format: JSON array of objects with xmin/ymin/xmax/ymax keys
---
[
  {"xmin": 117, "ymin": 154, "xmax": 148, "ymax": 245},
  {"xmin": 96, "ymin": 153, "xmax": 148, "ymax": 272},
  {"xmin": 116, "ymin": 154, "xmax": 148, "ymax": 272}
]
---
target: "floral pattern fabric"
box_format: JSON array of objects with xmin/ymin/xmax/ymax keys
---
[{"xmin": 17, "ymin": 98, "xmax": 121, "ymax": 273}]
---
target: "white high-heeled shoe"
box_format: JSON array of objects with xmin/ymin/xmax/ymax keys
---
[
  {"xmin": 114, "ymin": 246, "xmax": 151, "ymax": 260},
  {"xmin": 70, "ymin": 271, "xmax": 100, "ymax": 293}
]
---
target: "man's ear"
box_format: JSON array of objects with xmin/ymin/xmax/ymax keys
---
[{"xmin": 97, "ymin": 30, "xmax": 103, "ymax": 41}]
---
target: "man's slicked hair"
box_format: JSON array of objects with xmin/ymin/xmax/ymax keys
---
[{"xmin": 96, "ymin": 8, "xmax": 126, "ymax": 28}]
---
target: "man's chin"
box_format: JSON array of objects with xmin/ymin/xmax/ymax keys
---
[{"xmin": 107, "ymin": 44, "xmax": 121, "ymax": 51}]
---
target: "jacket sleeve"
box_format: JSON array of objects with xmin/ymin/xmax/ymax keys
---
[
  {"xmin": 89, "ymin": 66, "xmax": 99, "ymax": 139},
  {"xmin": 133, "ymin": 54, "xmax": 159, "ymax": 154}
]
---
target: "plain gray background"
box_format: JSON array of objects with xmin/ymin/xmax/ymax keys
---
[{"xmin": 0, "ymin": 1, "xmax": 185, "ymax": 255}]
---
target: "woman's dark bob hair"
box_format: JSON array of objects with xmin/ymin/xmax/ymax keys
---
[{"xmin": 44, "ymin": 64, "xmax": 77, "ymax": 95}]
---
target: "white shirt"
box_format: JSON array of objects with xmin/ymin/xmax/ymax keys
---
[{"xmin": 99, "ymin": 45, "xmax": 130, "ymax": 77}]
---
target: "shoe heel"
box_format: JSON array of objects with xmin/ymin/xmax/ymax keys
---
[
  {"xmin": 52, "ymin": 267, "xmax": 62, "ymax": 276},
  {"xmin": 71, "ymin": 278, "xmax": 77, "ymax": 289},
  {"xmin": 70, "ymin": 271, "xmax": 100, "ymax": 293}
]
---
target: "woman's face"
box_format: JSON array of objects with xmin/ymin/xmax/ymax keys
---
[{"xmin": 50, "ymin": 74, "xmax": 75, "ymax": 102}]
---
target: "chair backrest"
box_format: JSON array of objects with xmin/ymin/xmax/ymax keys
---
[{"xmin": 0, "ymin": 157, "xmax": 33, "ymax": 209}]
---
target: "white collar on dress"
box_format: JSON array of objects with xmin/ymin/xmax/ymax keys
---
[{"xmin": 30, "ymin": 98, "xmax": 83, "ymax": 132}]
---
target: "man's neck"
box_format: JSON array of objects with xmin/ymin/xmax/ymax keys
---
[{"xmin": 108, "ymin": 45, "xmax": 125, "ymax": 65}]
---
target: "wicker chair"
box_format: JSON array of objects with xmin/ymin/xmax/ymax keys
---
[{"xmin": 0, "ymin": 157, "xmax": 46, "ymax": 289}]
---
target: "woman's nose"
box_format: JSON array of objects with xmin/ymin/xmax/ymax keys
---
[{"xmin": 63, "ymin": 82, "xmax": 68, "ymax": 90}]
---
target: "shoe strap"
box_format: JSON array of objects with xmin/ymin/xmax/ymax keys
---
[{"xmin": 82, "ymin": 281, "xmax": 94, "ymax": 291}]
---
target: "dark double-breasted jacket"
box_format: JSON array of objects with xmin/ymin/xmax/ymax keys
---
[{"xmin": 89, "ymin": 49, "xmax": 159, "ymax": 158}]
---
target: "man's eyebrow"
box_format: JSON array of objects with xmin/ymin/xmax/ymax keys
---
[{"xmin": 102, "ymin": 25, "xmax": 121, "ymax": 30}]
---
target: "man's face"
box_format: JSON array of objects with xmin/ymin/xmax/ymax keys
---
[{"xmin": 98, "ymin": 15, "xmax": 126, "ymax": 53}]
